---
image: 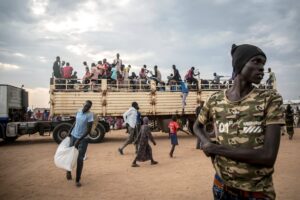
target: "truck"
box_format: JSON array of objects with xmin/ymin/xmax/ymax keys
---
[
  {"xmin": 1, "ymin": 78, "xmax": 247, "ymax": 144},
  {"xmin": 49, "ymin": 78, "xmax": 221, "ymax": 143}
]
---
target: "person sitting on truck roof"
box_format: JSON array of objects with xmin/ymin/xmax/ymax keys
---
[
  {"xmin": 102, "ymin": 58, "xmax": 110, "ymax": 78},
  {"xmin": 110, "ymin": 67, "xmax": 117, "ymax": 84},
  {"xmin": 149, "ymin": 65, "xmax": 162, "ymax": 85},
  {"xmin": 124, "ymin": 65, "xmax": 131, "ymax": 79},
  {"xmin": 66, "ymin": 100, "xmax": 94, "ymax": 187},
  {"xmin": 70, "ymin": 71, "xmax": 79, "ymax": 87},
  {"xmin": 185, "ymin": 67, "xmax": 199, "ymax": 87},
  {"xmin": 128, "ymin": 72, "xmax": 138, "ymax": 90},
  {"xmin": 169, "ymin": 65, "xmax": 182, "ymax": 85},
  {"xmin": 82, "ymin": 67, "xmax": 91, "ymax": 85},
  {"xmin": 62, "ymin": 63, "xmax": 73, "ymax": 79},
  {"xmin": 97, "ymin": 60, "xmax": 105, "ymax": 79},
  {"xmin": 90, "ymin": 63, "xmax": 99, "ymax": 85},
  {"xmin": 143, "ymin": 64, "xmax": 149, "ymax": 74},
  {"xmin": 118, "ymin": 64, "xmax": 125, "ymax": 83},
  {"xmin": 139, "ymin": 67, "xmax": 147, "ymax": 80},
  {"xmin": 212, "ymin": 72, "xmax": 224, "ymax": 84}
]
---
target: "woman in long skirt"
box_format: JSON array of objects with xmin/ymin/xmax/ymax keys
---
[
  {"xmin": 132, "ymin": 117, "xmax": 158, "ymax": 167},
  {"xmin": 285, "ymin": 104, "xmax": 294, "ymax": 140}
]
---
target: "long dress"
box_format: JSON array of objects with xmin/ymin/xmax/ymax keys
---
[
  {"xmin": 285, "ymin": 110, "xmax": 294, "ymax": 139},
  {"xmin": 135, "ymin": 124, "xmax": 154, "ymax": 162}
]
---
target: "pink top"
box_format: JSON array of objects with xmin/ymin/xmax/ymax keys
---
[{"xmin": 63, "ymin": 66, "xmax": 73, "ymax": 78}]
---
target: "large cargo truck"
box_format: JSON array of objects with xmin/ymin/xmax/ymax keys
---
[
  {"xmin": 3, "ymin": 78, "xmax": 267, "ymax": 144},
  {"xmin": 49, "ymin": 78, "xmax": 222, "ymax": 143}
]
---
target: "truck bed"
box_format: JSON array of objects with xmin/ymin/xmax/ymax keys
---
[{"xmin": 50, "ymin": 79, "xmax": 219, "ymax": 117}]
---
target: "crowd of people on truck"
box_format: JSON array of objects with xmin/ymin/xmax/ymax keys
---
[
  {"xmin": 53, "ymin": 54, "xmax": 229, "ymax": 91},
  {"xmin": 53, "ymin": 53, "xmax": 277, "ymax": 91}
]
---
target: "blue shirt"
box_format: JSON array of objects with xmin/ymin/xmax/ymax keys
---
[
  {"xmin": 71, "ymin": 111, "xmax": 94, "ymax": 139},
  {"xmin": 111, "ymin": 68, "xmax": 117, "ymax": 80},
  {"xmin": 180, "ymin": 81, "xmax": 189, "ymax": 93}
]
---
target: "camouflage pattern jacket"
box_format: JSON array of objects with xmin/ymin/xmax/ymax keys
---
[{"xmin": 198, "ymin": 87, "xmax": 285, "ymax": 199}]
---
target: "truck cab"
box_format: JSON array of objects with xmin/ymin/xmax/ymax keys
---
[{"xmin": 0, "ymin": 84, "xmax": 28, "ymax": 142}]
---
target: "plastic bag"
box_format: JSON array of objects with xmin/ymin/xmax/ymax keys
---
[{"xmin": 54, "ymin": 137, "xmax": 79, "ymax": 171}]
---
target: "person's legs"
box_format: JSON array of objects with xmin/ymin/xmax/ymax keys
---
[
  {"xmin": 169, "ymin": 134, "xmax": 178, "ymax": 157},
  {"xmin": 192, "ymin": 78, "xmax": 198, "ymax": 89},
  {"xmin": 169, "ymin": 145, "xmax": 175, "ymax": 157},
  {"xmin": 75, "ymin": 138, "xmax": 88, "ymax": 186},
  {"xmin": 196, "ymin": 137, "xmax": 202, "ymax": 149},
  {"xmin": 287, "ymin": 127, "xmax": 294, "ymax": 140},
  {"xmin": 131, "ymin": 156, "xmax": 139, "ymax": 167},
  {"xmin": 150, "ymin": 154, "xmax": 158, "ymax": 165},
  {"xmin": 182, "ymin": 92, "xmax": 187, "ymax": 107},
  {"xmin": 119, "ymin": 126, "xmax": 135, "ymax": 154}
]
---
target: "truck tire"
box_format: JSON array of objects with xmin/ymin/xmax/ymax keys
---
[
  {"xmin": 52, "ymin": 123, "xmax": 72, "ymax": 144},
  {"xmin": 88, "ymin": 124, "xmax": 105, "ymax": 143}
]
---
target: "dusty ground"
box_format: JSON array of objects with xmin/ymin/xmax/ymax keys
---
[{"xmin": 0, "ymin": 129, "xmax": 299, "ymax": 200}]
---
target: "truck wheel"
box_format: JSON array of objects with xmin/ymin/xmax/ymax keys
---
[
  {"xmin": 52, "ymin": 123, "xmax": 72, "ymax": 144},
  {"xmin": 88, "ymin": 124, "xmax": 105, "ymax": 143}
]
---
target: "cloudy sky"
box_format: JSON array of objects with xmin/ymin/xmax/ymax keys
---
[{"xmin": 0, "ymin": 0, "xmax": 299, "ymax": 108}]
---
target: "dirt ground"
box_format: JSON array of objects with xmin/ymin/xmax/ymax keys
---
[{"xmin": 0, "ymin": 129, "xmax": 299, "ymax": 200}]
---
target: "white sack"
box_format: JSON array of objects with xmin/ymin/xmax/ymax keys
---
[{"xmin": 54, "ymin": 137, "xmax": 79, "ymax": 171}]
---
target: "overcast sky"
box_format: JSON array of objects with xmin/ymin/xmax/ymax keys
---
[{"xmin": 0, "ymin": 0, "xmax": 299, "ymax": 108}]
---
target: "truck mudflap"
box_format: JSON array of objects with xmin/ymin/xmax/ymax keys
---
[
  {"xmin": 4, "ymin": 122, "xmax": 19, "ymax": 142},
  {"xmin": 6, "ymin": 123, "xmax": 18, "ymax": 137}
]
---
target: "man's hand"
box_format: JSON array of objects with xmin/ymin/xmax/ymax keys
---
[
  {"xmin": 202, "ymin": 142, "xmax": 216, "ymax": 155},
  {"xmin": 74, "ymin": 140, "xmax": 80, "ymax": 149}
]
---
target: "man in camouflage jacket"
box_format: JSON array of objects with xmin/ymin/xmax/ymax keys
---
[{"xmin": 194, "ymin": 44, "xmax": 285, "ymax": 200}]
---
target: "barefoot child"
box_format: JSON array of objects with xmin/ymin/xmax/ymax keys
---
[
  {"xmin": 168, "ymin": 115, "xmax": 181, "ymax": 158},
  {"xmin": 132, "ymin": 117, "xmax": 158, "ymax": 167}
]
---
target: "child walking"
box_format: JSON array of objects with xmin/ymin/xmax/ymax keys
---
[
  {"xmin": 168, "ymin": 115, "xmax": 180, "ymax": 158},
  {"xmin": 132, "ymin": 117, "xmax": 158, "ymax": 167}
]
